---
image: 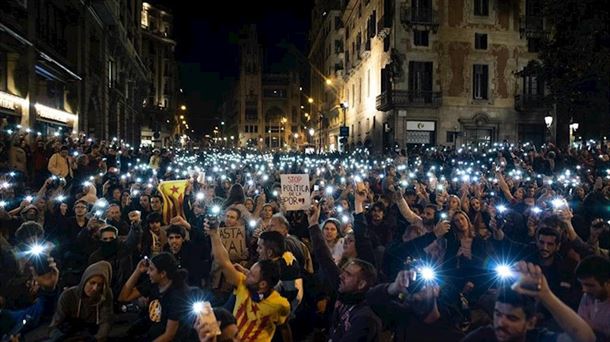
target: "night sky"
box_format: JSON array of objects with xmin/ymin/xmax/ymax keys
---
[{"xmin": 153, "ymin": 0, "xmax": 314, "ymax": 135}]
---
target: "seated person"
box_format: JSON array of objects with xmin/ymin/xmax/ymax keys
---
[{"xmin": 48, "ymin": 261, "xmax": 113, "ymax": 341}]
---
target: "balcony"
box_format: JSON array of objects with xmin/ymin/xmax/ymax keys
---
[
  {"xmin": 519, "ymin": 16, "xmax": 548, "ymax": 39},
  {"xmin": 360, "ymin": 39, "xmax": 371, "ymax": 59},
  {"xmin": 400, "ymin": 5, "xmax": 439, "ymax": 32},
  {"xmin": 376, "ymin": 90, "xmax": 442, "ymax": 111},
  {"xmin": 514, "ymin": 94, "xmax": 548, "ymax": 112},
  {"xmin": 376, "ymin": 15, "xmax": 391, "ymax": 39}
]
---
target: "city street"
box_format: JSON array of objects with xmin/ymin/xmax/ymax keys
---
[{"xmin": 1, "ymin": 0, "xmax": 609, "ymax": 341}]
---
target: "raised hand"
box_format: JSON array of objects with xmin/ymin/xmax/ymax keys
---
[
  {"xmin": 433, "ymin": 220, "xmax": 450, "ymax": 238},
  {"xmin": 307, "ymin": 202, "xmax": 321, "ymax": 227},
  {"xmin": 511, "ymin": 261, "xmax": 549, "ymax": 297}
]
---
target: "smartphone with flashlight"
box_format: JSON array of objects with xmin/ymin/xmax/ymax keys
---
[
  {"xmin": 403, "ymin": 257, "xmax": 435, "ymax": 293},
  {"xmin": 192, "ymin": 301, "xmax": 221, "ymax": 336},
  {"xmin": 2, "ymin": 314, "xmax": 31, "ymax": 342},
  {"xmin": 313, "ymin": 185, "xmax": 320, "ymax": 192}
]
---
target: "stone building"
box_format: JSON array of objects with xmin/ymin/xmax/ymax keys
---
[
  {"xmin": 140, "ymin": 2, "xmax": 178, "ymax": 147},
  {"xmin": 310, "ymin": 0, "xmax": 548, "ymax": 152},
  {"xmin": 227, "ymin": 25, "xmax": 302, "ymax": 150}
]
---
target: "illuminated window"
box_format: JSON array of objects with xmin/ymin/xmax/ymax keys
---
[{"xmin": 141, "ymin": 6, "xmax": 149, "ymax": 28}]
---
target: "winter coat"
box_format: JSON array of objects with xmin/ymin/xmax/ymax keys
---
[{"xmin": 48, "ymin": 153, "xmax": 70, "ymax": 178}]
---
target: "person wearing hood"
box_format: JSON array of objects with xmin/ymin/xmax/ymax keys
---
[
  {"xmin": 48, "ymin": 261, "xmax": 113, "ymax": 341},
  {"xmin": 20, "ymin": 204, "xmax": 40, "ymax": 223}
]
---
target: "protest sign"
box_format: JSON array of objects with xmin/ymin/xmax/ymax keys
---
[
  {"xmin": 280, "ymin": 174, "xmax": 311, "ymax": 211},
  {"xmin": 219, "ymin": 225, "xmax": 248, "ymax": 261}
]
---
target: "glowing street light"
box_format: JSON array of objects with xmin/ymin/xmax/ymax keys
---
[
  {"xmin": 308, "ymin": 97, "xmax": 314, "ymax": 104},
  {"xmin": 180, "ymin": 105, "xmax": 187, "ymax": 111},
  {"xmin": 309, "ymin": 128, "xmax": 315, "ymax": 136}
]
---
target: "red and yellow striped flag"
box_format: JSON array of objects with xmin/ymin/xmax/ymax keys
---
[{"xmin": 157, "ymin": 180, "xmax": 189, "ymax": 223}]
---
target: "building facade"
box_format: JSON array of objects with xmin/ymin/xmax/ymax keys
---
[
  {"xmin": 310, "ymin": 0, "xmax": 548, "ymax": 152},
  {"xmin": 309, "ymin": 0, "xmax": 347, "ymax": 151},
  {"xmin": 228, "ymin": 25, "xmax": 302, "ymax": 150},
  {"xmin": 0, "ymin": 0, "xmax": 154, "ymax": 144},
  {"xmin": 140, "ymin": 2, "xmax": 178, "ymax": 147}
]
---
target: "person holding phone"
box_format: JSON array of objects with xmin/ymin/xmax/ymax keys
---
[
  {"xmin": 206, "ymin": 219, "xmax": 290, "ymax": 342},
  {"xmin": 462, "ymin": 261, "xmax": 596, "ymax": 342},
  {"xmin": 118, "ymin": 253, "xmax": 190, "ymax": 341}
]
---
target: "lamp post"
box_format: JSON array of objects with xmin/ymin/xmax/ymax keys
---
[
  {"xmin": 308, "ymin": 98, "xmax": 315, "ymax": 150},
  {"xmin": 544, "ymin": 114, "xmax": 553, "ymax": 143},
  {"xmin": 280, "ymin": 117, "xmax": 287, "ymax": 150},
  {"xmin": 569, "ymin": 122, "xmax": 579, "ymax": 145}
]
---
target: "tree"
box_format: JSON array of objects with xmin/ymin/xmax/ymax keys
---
[{"xmin": 540, "ymin": 0, "xmax": 610, "ymax": 144}]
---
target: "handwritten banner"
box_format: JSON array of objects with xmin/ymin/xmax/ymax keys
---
[
  {"xmin": 280, "ymin": 174, "xmax": 310, "ymax": 211},
  {"xmin": 219, "ymin": 225, "xmax": 248, "ymax": 261}
]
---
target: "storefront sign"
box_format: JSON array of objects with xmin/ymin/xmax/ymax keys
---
[
  {"xmin": 0, "ymin": 91, "xmax": 27, "ymax": 111},
  {"xmin": 406, "ymin": 121, "xmax": 435, "ymax": 131},
  {"xmin": 35, "ymin": 103, "xmax": 77, "ymax": 123}
]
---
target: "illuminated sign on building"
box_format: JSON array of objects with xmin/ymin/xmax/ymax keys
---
[
  {"xmin": 0, "ymin": 91, "xmax": 27, "ymax": 111},
  {"xmin": 35, "ymin": 103, "xmax": 77, "ymax": 124}
]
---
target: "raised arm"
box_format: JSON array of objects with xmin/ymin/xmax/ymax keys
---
[
  {"xmin": 118, "ymin": 258, "xmax": 146, "ymax": 302},
  {"xmin": 495, "ymin": 171, "xmax": 515, "ymax": 203},
  {"xmin": 394, "ymin": 191, "xmax": 423, "ymax": 224},
  {"xmin": 512, "ymin": 261, "xmax": 596, "ymax": 342},
  {"xmin": 206, "ymin": 225, "xmax": 242, "ymax": 286},
  {"xmin": 307, "ymin": 203, "xmax": 341, "ymax": 289}
]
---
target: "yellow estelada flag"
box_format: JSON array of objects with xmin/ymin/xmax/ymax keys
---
[{"xmin": 157, "ymin": 179, "xmax": 189, "ymax": 224}]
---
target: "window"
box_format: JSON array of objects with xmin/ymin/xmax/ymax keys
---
[
  {"xmin": 408, "ymin": 61, "xmax": 433, "ymax": 95},
  {"xmin": 352, "ymin": 84, "xmax": 355, "ymax": 107},
  {"xmin": 359, "ymin": 78, "xmax": 362, "ymax": 103},
  {"xmin": 107, "ymin": 58, "xmax": 115, "ymax": 88},
  {"xmin": 523, "ymin": 75, "xmax": 544, "ymax": 96},
  {"xmin": 367, "ymin": 69, "xmax": 371, "ymax": 97},
  {"xmin": 246, "ymin": 108, "xmax": 257, "ymax": 122},
  {"xmin": 474, "ymin": 0, "xmax": 489, "ymax": 16},
  {"xmin": 412, "ymin": 0, "xmax": 432, "ymax": 22},
  {"xmin": 527, "ymin": 38, "xmax": 541, "ymax": 53},
  {"xmin": 263, "ymin": 89, "xmax": 286, "ymax": 98},
  {"xmin": 475, "ymin": 33, "xmax": 487, "ymax": 49},
  {"xmin": 473, "ymin": 64, "xmax": 489, "ymax": 100},
  {"xmin": 413, "ymin": 30, "xmax": 429, "ymax": 46}
]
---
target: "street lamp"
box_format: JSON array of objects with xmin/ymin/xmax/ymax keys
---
[
  {"xmin": 180, "ymin": 105, "xmax": 187, "ymax": 111},
  {"xmin": 544, "ymin": 115, "xmax": 553, "ymax": 128}
]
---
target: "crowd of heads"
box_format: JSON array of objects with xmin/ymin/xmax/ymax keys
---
[{"xmin": 0, "ymin": 124, "xmax": 609, "ymax": 341}]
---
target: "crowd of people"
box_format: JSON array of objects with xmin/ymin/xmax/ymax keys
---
[{"xmin": 0, "ymin": 126, "xmax": 610, "ymax": 342}]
